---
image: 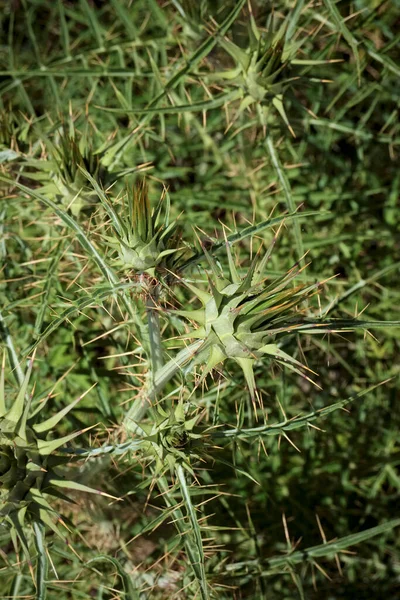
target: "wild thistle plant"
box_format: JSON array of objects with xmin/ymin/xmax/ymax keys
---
[
  {"xmin": 31, "ymin": 132, "xmax": 102, "ymax": 216},
  {"xmin": 205, "ymin": 15, "xmax": 307, "ymax": 133},
  {"xmin": 0, "ymin": 351, "xmax": 114, "ymax": 581},
  {"xmin": 1, "ymin": 0, "xmax": 400, "ymax": 598}
]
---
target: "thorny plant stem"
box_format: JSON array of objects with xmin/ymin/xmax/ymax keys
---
[{"xmin": 146, "ymin": 286, "xmax": 164, "ymax": 377}]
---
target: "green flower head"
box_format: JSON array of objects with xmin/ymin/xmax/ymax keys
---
[
  {"xmin": 105, "ymin": 180, "xmax": 185, "ymax": 276},
  {"xmin": 175, "ymin": 242, "xmax": 320, "ymax": 399}
]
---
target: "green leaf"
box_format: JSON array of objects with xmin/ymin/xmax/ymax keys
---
[
  {"xmin": 98, "ymin": 89, "xmax": 243, "ymax": 115},
  {"xmin": 33, "ymin": 384, "xmax": 96, "ymax": 434},
  {"xmin": 49, "ymin": 478, "xmax": 118, "ymax": 500},
  {"xmin": 4, "ymin": 355, "xmax": 33, "ymax": 426},
  {"xmin": 213, "ymin": 382, "xmax": 386, "ymax": 440},
  {"xmin": 265, "ymin": 135, "xmax": 304, "ymax": 263}
]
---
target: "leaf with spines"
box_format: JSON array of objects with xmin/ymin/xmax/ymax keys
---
[{"xmin": 0, "ymin": 351, "xmax": 112, "ymax": 584}]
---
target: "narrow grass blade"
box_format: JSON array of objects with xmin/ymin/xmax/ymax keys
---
[
  {"xmin": 265, "ymin": 135, "xmax": 304, "ymax": 263},
  {"xmin": 99, "ymin": 89, "xmax": 242, "ymax": 114},
  {"xmin": 322, "ymin": 0, "xmax": 360, "ymax": 81}
]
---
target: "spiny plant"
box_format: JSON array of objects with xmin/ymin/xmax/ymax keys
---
[
  {"xmin": 0, "ymin": 351, "xmax": 115, "ymax": 583},
  {"xmin": 41, "ymin": 133, "xmax": 101, "ymax": 216},
  {"xmin": 88, "ymin": 174, "xmax": 187, "ymax": 277},
  {"xmin": 137, "ymin": 401, "xmax": 206, "ymax": 476},
  {"xmin": 211, "ymin": 14, "xmax": 304, "ymax": 132},
  {"xmin": 174, "ymin": 237, "xmax": 321, "ymax": 399},
  {"xmin": 18, "ymin": 128, "xmax": 103, "ymax": 216},
  {"xmin": 1, "ymin": 0, "xmax": 400, "ymax": 598}
]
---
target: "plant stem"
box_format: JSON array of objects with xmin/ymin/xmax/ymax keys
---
[
  {"xmin": 123, "ymin": 339, "xmax": 206, "ymax": 429},
  {"xmin": 146, "ymin": 286, "xmax": 164, "ymax": 377}
]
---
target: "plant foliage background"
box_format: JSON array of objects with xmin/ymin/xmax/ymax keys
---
[{"xmin": 0, "ymin": 0, "xmax": 399, "ymax": 598}]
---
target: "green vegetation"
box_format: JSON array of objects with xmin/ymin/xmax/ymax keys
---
[{"xmin": 0, "ymin": 0, "xmax": 399, "ymax": 598}]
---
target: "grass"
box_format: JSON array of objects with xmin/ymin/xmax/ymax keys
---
[{"xmin": 0, "ymin": 0, "xmax": 400, "ymax": 598}]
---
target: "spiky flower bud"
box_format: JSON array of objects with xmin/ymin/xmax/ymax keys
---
[
  {"xmin": 36, "ymin": 133, "xmax": 101, "ymax": 216},
  {"xmin": 215, "ymin": 21, "xmax": 301, "ymax": 132},
  {"xmin": 137, "ymin": 402, "xmax": 205, "ymax": 476},
  {"xmin": 175, "ymin": 244, "xmax": 320, "ymax": 398},
  {"xmin": 105, "ymin": 180, "xmax": 184, "ymax": 276}
]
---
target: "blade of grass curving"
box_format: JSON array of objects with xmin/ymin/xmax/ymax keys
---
[
  {"xmin": 80, "ymin": 0, "xmax": 104, "ymax": 49},
  {"xmin": 98, "ymin": 89, "xmax": 243, "ymax": 114},
  {"xmin": 321, "ymin": 0, "xmax": 360, "ymax": 82},
  {"xmin": 110, "ymin": 0, "xmax": 137, "ymax": 39},
  {"xmin": 20, "ymin": 0, "xmax": 61, "ymax": 108},
  {"xmin": 57, "ymin": 0, "xmax": 71, "ymax": 59},
  {"xmin": 10, "ymin": 574, "xmax": 23, "ymax": 599},
  {"xmin": 365, "ymin": 41, "xmax": 400, "ymax": 78},
  {"xmin": 33, "ymin": 241, "xmax": 65, "ymax": 339},
  {"xmin": 285, "ymin": 0, "xmax": 306, "ymax": 41}
]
